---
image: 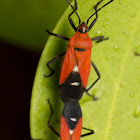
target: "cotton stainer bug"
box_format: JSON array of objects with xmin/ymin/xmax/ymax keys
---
[
  {"xmin": 45, "ymin": 0, "xmax": 113, "ymax": 102},
  {"xmin": 47, "ymin": 99, "xmax": 94, "ymax": 140}
]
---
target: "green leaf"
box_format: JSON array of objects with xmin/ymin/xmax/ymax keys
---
[{"xmin": 30, "ymin": 0, "xmax": 140, "ymax": 140}]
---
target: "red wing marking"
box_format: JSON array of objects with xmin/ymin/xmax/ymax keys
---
[
  {"xmin": 60, "ymin": 116, "xmax": 71, "ymax": 140},
  {"xmin": 60, "ymin": 116, "xmax": 82, "ymax": 140},
  {"xmin": 75, "ymin": 49, "xmax": 91, "ymax": 88},
  {"xmin": 59, "ymin": 46, "xmax": 77, "ymax": 85},
  {"xmin": 70, "ymin": 117, "xmax": 82, "ymax": 140},
  {"xmin": 59, "ymin": 46, "xmax": 91, "ymax": 88}
]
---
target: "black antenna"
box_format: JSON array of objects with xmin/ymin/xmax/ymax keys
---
[
  {"xmin": 65, "ymin": 0, "xmax": 81, "ymax": 24},
  {"xmin": 87, "ymin": 0, "xmax": 113, "ymax": 25}
]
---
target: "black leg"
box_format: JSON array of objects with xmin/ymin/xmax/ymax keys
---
[
  {"xmin": 85, "ymin": 91, "xmax": 98, "ymax": 101},
  {"xmin": 81, "ymin": 127, "xmax": 94, "ymax": 137},
  {"xmin": 47, "ymin": 99, "xmax": 60, "ymax": 137},
  {"xmin": 46, "ymin": 30, "xmax": 70, "ymax": 41},
  {"xmin": 96, "ymin": 37, "xmax": 109, "ymax": 43},
  {"xmin": 91, "ymin": 35, "xmax": 104, "ymax": 41},
  {"xmin": 85, "ymin": 61, "xmax": 100, "ymax": 99},
  {"xmin": 91, "ymin": 36, "xmax": 109, "ymax": 43},
  {"xmin": 66, "ymin": 0, "xmax": 80, "ymax": 31},
  {"xmin": 44, "ymin": 52, "xmax": 66, "ymax": 77}
]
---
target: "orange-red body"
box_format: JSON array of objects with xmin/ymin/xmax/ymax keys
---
[
  {"xmin": 60, "ymin": 116, "xmax": 82, "ymax": 140},
  {"xmin": 59, "ymin": 31, "xmax": 92, "ymax": 88}
]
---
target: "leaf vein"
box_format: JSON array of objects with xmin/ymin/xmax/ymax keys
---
[{"xmin": 104, "ymin": 12, "xmax": 140, "ymax": 140}]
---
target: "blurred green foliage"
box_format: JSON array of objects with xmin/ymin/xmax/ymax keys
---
[{"xmin": 0, "ymin": 0, "xmax": 71, "ymax": 52}]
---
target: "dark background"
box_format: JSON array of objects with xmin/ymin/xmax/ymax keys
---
[
  {"xmin": 0, "ymin": 0, "xmax": 70, "ymax": 139},
  {"xmin": 0, "ymin": 43, "xmax": 40, "ymax": 140}
]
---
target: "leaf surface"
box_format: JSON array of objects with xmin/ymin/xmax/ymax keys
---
[{"xmin": 30, "ymin": 0, "xmax": 140, "ymax": 139}]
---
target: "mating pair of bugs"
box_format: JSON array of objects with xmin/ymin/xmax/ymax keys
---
[{"xmin": 44, "ymin": 0, "xmax": 114, "ymax": 139}]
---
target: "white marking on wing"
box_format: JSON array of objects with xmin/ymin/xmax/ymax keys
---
[
  {"xmin": 70, "ymin": 118, "xmax": 77, "ymax": 122},
  {"xmin": 73, "ymin": 65, "xmax": 79, "ymax": 72},
  {"xmin": 70, "ymin": 82, "xmax": 79, "ymax": 86},
  {"xmin": 70, "ymin": 130, "xmax": 74, "ymax": 135}
]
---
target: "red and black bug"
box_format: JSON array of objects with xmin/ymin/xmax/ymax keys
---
[
  {"xmin": 45, "ymin": 0, "xmax": 113, "ymax": 102},
  {"xmin": 47, "ymin": 99, "xmax": 93, "ymax": 140}
]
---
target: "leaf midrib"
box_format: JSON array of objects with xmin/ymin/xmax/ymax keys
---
[{"xmin": 104, "ymin": 10, "xmax": 140, "ymax": 140}]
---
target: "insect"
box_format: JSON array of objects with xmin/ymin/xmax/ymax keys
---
[
  {"xmin": 45, "ymin": 0, "xmax": 113, "ymax": 102},
  {"xmin": 47, "ymin": 66, "xmax": 94, "ymax": 139},
  {"xmin": 47, "ymin": 99, "xmax": 93, "ymax": 140}
]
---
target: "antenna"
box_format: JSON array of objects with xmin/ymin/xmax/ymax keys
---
[
  {"xmin": 65, "ymin": 0, "xmax": 81, "ymax": 24},
  {"xmin": 87, "ymin": 0, "xmax": 113, "ymax": 25}
]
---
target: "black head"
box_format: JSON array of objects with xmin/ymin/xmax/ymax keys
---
[
  {"xmin": 77, "ymin": 22, "xmax": 89, "ymax": 33},
  {"xmin": 62, "ymin": 100, "xmax": 82, "ymax": 130}
]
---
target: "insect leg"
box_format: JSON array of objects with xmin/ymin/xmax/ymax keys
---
[
  {"xmin": 85, "ymin": 91, "xmax": 98, "ymax": 101},
  {"xmin": 96, "ymin": 37, "xmax": 109, "ymax": 43},
  {"xmin": 81, "ymin": 127, "xmax": 94, "ymax": 137},
  {"xmin": 91, "ymin": 35, "xmax": 104, "ymax": 41},
  {"xmin": 91, "ymin": 36, "xmax": 109, "ymax": 43},
  {"xmin": 85, "ymin": 61, "xmax": 100, "ymax": 100},
  {"xmin": 47, "ymin": 99, "xmax": 60, "ymax": 137},
  {"xmin": 44, "ymin": 52, "xmax": 66, "ymax": 77},
  {"xmin": 46, "ymin": 30, "xmax": 70, "ymax": 41}
]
